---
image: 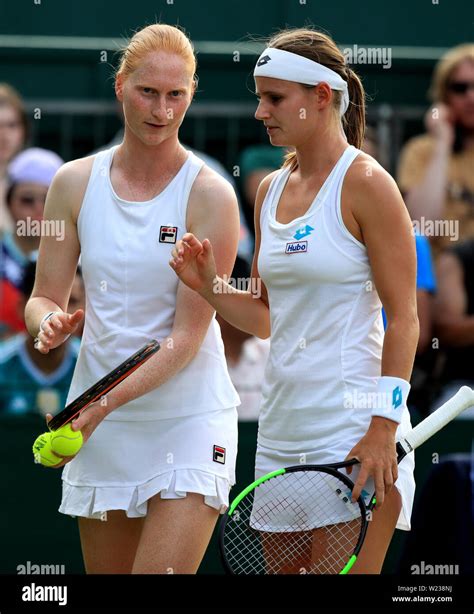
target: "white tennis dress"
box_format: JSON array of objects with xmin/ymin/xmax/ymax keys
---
[
  {"xmin": 254, "ymin": 145, "xmax": 415, "ymax": 531},
  {"xmin": 59, "ymin": 145, "xmax": 240, "ymax": 519}
]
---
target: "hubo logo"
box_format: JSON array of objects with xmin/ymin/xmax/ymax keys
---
[
  {"xmin": 411, "ymin": 561, "xmax": 459, "ymax": 575},
  {"xmin": 285, "ymin": 225, "xmax": 313, "ymax": 254},
  {"xmin": 285, "ymin": 241, "xmax": 307, "ymax": 254}
]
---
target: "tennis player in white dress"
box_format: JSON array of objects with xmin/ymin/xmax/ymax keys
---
[
  {"xmin": 170, "ymin": 27, "xmax": 418, "ymax": 574},
  {"xmin": 25, "ymin": 24, "xmax": 241, "ymax": 574}
]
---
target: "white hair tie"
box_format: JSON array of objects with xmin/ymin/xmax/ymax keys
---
[{"xmin": 254, "ymin": 47, "xmax": 349, "ymax": 115}]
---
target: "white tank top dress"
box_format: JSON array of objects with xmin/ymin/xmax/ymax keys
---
[
  {"xmin": 66, "ymin": 145, "xmax": 240, "ymax": 420},
  {"xmin": 256, "ymin": 145, "xmax": 415, "ymax": 530},
  {"xmin": 59, "ymin": 146, "xmax": 240, "ymax": 519}
]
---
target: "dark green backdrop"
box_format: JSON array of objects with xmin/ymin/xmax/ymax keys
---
[
  {"xmin": 2, "ymin": 0, "xmax": 473, "ymax": 102},
  {"xmin": 2, "ymin": 0, "xmax": 472, "ymax": 163}
]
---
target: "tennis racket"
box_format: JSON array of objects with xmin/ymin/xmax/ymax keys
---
[
  {"xmin": 47, "ymin": 340, "xmax": 160, "ymax": 431},
  {"xmin": 219, "ymin": 385, "xmax": 474, "ymax": 575}
]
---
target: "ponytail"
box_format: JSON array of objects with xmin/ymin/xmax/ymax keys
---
[{"xmin": 342, "ymin": 67, "xmax": 365, "ymax": 149}]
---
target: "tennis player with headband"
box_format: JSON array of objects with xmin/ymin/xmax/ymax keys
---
[
  {"xmin": 25, "ymin": 24, "xmax": 241, "ymax": 574},
  {"xmin": 170, "ymin": 28, "xmax": 418, "ymax": 574}
]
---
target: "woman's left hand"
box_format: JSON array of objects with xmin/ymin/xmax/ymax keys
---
[
  {"xmin": 344, "ymin": 417, "xmax": 399, "ymax": 509},
  {"xmin": 45, "ymin": 400, "xmax": 108, "ymax": 468}
]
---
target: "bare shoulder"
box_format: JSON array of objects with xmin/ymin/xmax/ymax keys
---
[
  {"xmin": 48, "ymin": 154, "xmax": 96, "ymax": 222},
  {"xmin": 343, "ymin": 151, "xmax": 413, "ymax": 238},
  {"xmin": 190, "ymin": 163, "xmax": 237, "ymax": 207},
  {"xmin": 343, "ymin": 151, "xmax": 405, "ymax": 221},
  {"xmin": 187, "ymin": 163, "xmax": 239, "ymax": 234},
  {"xmin": 345, "ymin": 152, "xmax": 399, "ymax": 199},
  {"xmin": 53, "ymin": 155, "xmax": 95, "ymax": 192}
]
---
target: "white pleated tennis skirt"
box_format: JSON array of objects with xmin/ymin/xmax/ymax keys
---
[
  {"xmin": 59, "ymin": 406, "xmax": 238, "ymax": 519},
  {"xmin": 253, "ymin": 416, "xmax": 415, "ymax": 532}
]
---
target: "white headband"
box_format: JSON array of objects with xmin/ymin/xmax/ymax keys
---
[{"xmin": 254, "ymin": 47, "xmax": 349, "ymax": 115}]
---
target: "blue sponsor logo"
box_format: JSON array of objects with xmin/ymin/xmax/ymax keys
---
[
  {"xmin": 285, "ymin": 241, "xmax": 308, "ymax": 254},
  {"xmin": 392, "ymin": 386, "xmax": 402, "ymax": 409},
  {"xmin": 294, "ymin": 225, "xmax": 314, "ymax": 240}
]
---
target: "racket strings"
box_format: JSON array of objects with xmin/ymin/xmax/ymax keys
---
[{"xmin": 223, "ymin": 470, "xmax": 363, "ymax": 574}]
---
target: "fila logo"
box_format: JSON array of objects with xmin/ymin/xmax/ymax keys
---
[
  {"xmin": 285, "ymin": 241, "xmax": 308, "ymax": 254},
  {"xmin": 257, "ymin": 54, "xmax": 272, "ymax": 66},
  {"xmin": 213, "ymin": 445, "xmax": 226, "ymax": 464},
  {"xmin": 159, "ymin": 226, "xmax": 178, "ymax": 244}
]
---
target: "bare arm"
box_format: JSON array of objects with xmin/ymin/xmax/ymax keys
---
[
  {"xmin": 434, "ymin": 251, "xmax": 474, "ymax": 346},
  {"xmin": 170, "ymin": 172, "xmax": 274, "ymax": 339},
  {"xmin": 24, "ymin": 159, "xmax": 89, "ymax": 347},
  {"xmin": 345, "ymin": 159, "xmax": 419, "ymax": 505},
  {"xmin": 355, "ymin": 165, "xmax": 419, "ymax": 381}
]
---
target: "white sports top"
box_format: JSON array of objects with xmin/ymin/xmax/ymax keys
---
[
  {"xmin": 257, "ymin": 145, "xmax": 394, "ymax": 455},
  {"xmin": 66, "ymin": 145, "xmax": 240, "ymax": 421}
]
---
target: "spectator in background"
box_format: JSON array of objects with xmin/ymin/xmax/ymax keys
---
[
  {"xmin": 0, "ymin": 147, "xmax": 63, "ymax": 338},
  {"xmin": 216, "ymin": 256, "xmax": 270, "ymax": 421},
  {"xmin": 432, "ymin": 239, "xmax": 474, "ymax": 418},
  {"xmin": 238, "ymin": 145, "xmax": 285, "ymax": 236},
  {"xmin": 0, "ymin": 261, "xmax": 82, "ymax": 417},
  {"xmin": 0, "ymin": 84, "xmax": 29, "ymax": 236},
  {"xmin": 397, "ymin": 44, "xmax": 474, "ymax": 256}
]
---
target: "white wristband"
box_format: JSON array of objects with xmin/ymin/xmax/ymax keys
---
[{"xmin": 371, "ymin": 376, "xmax": 411, "ymax": 424}]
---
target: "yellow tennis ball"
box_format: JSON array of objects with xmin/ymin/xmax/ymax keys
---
[
  {"xmin": 50, "ymin": 424, "xmax": 83, "ymax": 456},
  {"xmin": 32, "ymin": 432, "xmax": 62, "ymax": 467}
]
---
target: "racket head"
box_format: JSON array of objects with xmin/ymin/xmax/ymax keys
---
[
  {"xmin": 219, "ymin": 463, "xmax": 369, "ymax": 575},
  {"xmin": 48, "ymin": 340, "xmax": 160, "ymax": 431}
]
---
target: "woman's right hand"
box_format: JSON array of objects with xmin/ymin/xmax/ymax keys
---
[
  {"xmin": 169, "ymin": 233, "xmax": 217, "ymax": 296},
  {"xmin": 424, "ymin": 103, "xmax": 455, "ymax": 146},
  {"xmin": 34, "ymin": 309, "xmax": 84, "ymax": 354}
]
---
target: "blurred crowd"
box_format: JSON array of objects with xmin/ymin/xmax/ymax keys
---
[{"xmin": 0, "ymin": 43, "xmax": 473, "ymax": 422}]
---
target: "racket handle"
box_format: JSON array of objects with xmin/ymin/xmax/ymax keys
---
[{"xmin": 399, "ymin": 386, "xmax": 474, "ymax": 455}]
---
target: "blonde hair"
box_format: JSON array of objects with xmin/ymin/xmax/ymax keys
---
[
  {"xmin": 0, "ymin": 82, "xmax": 29, "ymax": 142},
  {"xmin": 429, "ymin": 43, "xmax": 474, "ymax": 102},
  {"xmin": 265, "ymin": 27, "xmax": 365, "ymax": 170},
  {"xmin": 116, "ymin": 23, "xmax": 197, "ymax": 86}
]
